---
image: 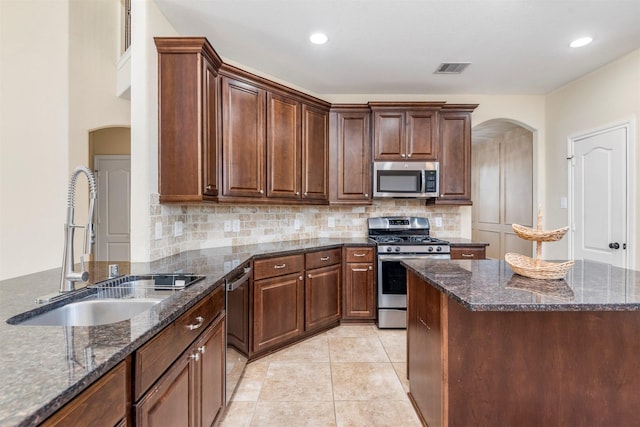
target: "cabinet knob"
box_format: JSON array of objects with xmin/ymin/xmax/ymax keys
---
[
  {"xmin": 199, "ymin": 345, "xmax": 206, "ymax": 354},
  {"xmin": 298, "ymin": 276, "xmax": 303, "ymax": 281},
  {"xmin": 401, "ymin": 153, "xmax": 406, "ymax": 158},
  {"xmin": 308, "ymin": 273, "xmax": 312, "ymax": 278},
  {"xmin": 295, "ymin": 191, "xmax": 300, "ymax": 195},
  {"xmin": 407, "ymin": 153, "xmax": 412, "ymax": 158},
  {"xmin": 206, "ymin": 184, "xmax": 213, "ymax": 191},
  {"xmin": 304, "ymin": 192, "xmax": 308, "ymax": 196},
  {"xmin": 368, "ymin": 266, "xmax": 373, "ymax": 270},
  {"xmin": 260, "ymin": 189, "xmax": 264, "ymax": 194},
  {"xmin": 190, "ymin": 351, "xmax": 200, "ymax": 362}
]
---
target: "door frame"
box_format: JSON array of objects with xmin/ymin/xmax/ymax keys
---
[{"xmin": 566, "ymin": 119, "xmax": 636, "ymax": 269}]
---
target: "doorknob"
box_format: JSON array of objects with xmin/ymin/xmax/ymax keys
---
[{"xmin": 609, "ymin": 242, "xmax": 620, "ymax": 249}]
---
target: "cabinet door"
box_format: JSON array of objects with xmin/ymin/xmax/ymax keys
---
[
  {"xmin": 450, "ymin": 246, "xmax": 486, "ymax": 259},
  {"xmin": 203, "ymin": 59, "xmax": 219, "ymax": 197},
  {"xmin": 305, "ymin": 264, "xmax": 341, "ymax": 331},
  {"xmin": 267, "ymin": 92, "xmax": 301, "ymax": 199},
  {"xmin": 405, "ymin": 110, "xmax": 438, "ymax": 160},
  {"xmin": 437, "ymin": 111, "xmax": 472, "ymax": 204},
  {"xmin": 343, "ymin": 262, "xmax": 375, "ymax": 319},
  {"xmin": 334, "ymin": 110, "xmax": 372, "ymax": 203},
  {"xmin": 253, "ymin": 272, "xmax": 304, "ymax": 353},
  {"xmin": 136, "ymin": 353, "xmax": 196, "ymax": 427},
  {"xmin": 222, "ymin": 76, "xmax": 266, "ymax": 198},
  {"xmin": 42, "ymin": 360, "xmax": 129, "ymax": 427},
  {"xmin": 373, "ymin": 110, "xmax": 405, "ymax": 160},
  {"xmin": 301, "ymin": 104, "xmax": 329, "ymax": 201},
  {"xmin": 198, "ymin": 316, "xmax": 226, "ymax": 427},
  {"xmin": 407, "ymin": 272, "xmax": 442, "ymax": 427}
]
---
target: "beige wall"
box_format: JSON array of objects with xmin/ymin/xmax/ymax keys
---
[
  {"xmin": 0, "ymin": 0, "xmax": 131, "ymax": 280},
  {"xmin": 545, "ymin": 49, "xmax": 640, "ymax": 268}
]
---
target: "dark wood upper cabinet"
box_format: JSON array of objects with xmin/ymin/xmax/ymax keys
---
[
  {"xmin": 370, "ymin": 103, "xmax": 443, "ymax": 161},
  {"xmin": 221, "ymin": 75, "xmax": 266, "ymax": 198},
  {"xmin": 155, "ymin": 37, "xmax": 222, "ymax": 203},
  {"xmin": 267, "ymin": 92, "xmax": 301, "ymax": 199},
  {"xmin": 301, "ymin": 104, "xmax": 329, "ymax": 200},
  {"xmin": 430, "ymin": 104, "xmax": 478, "ymax": 205},
  {"xmin": 329, "ymin": 105, "xmax": 372, "ymax": 204}
]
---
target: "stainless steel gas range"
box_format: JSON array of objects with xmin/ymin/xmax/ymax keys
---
[{"xmin": 368, "ymin": 216, "xmax": 450, "ymax": 328}]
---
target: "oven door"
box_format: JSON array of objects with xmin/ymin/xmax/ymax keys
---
[{"xmin": 377, "ymin": 254, "xmax": 450, "ymax": 309}]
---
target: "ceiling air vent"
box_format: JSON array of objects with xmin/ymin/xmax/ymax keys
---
[{"xmin": 434, "ymin": 62, "xmax": 471, "ymax": 74}]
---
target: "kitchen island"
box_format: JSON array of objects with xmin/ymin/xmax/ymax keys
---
[{"xmin": 403, "ymin": 259, "xmax": 640, "ymax": 427}]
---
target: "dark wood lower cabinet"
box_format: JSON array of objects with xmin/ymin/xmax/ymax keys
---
[
  {"xmin": 305, "ymin": 264, "xmax": 341, "ymax": 331},
  {"xmin": 253, "ymin": 271, "xmax": 304, "ymax": 354},
  {"xmin": 135, "ymin": 314, "xmax": 226, "ymax": 427},
  {"xmin": 342, "ymin": 247, "xmax": 376, "ymax": 321},
  {"xmin": 41, "ymin": 359, "xmax": 130, "ymax": 427}
]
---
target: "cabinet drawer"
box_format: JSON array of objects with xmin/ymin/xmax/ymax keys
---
[
  {"xmin": 345, "ymin": 247, "xmax": 374, "ymax": 263},
  {"xmin": 450, "ymin": 246, "xmax": 486, "ymax": 260},
  {"xmin": 306, "ymin": 248, "xmax": 341, "ymax": 269},
  {"xmin": 253, "ymin": 254, "xmax": 305, "ymax": 280},
  {"xmin": 135, "ymin": 286, "xmax": 224, "ymax": 400}
]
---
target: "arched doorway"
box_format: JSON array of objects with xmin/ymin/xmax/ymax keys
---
[
  {"xmin": 89, "ymin": 126, "xmax": 131, "ymax": 261},
  {"xmin": 472, "ymin": 120, "xmax": 534, "ymax": 259}
]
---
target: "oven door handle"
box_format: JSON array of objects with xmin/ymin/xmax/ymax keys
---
[{"xmin": 378, "ymin": 254, "xmax": 450, "ymax": 261}]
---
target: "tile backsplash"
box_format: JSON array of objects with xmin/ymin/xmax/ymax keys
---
[{"xmin": 149, "ymin": 194, "xmax": 463, "ymax": 261}]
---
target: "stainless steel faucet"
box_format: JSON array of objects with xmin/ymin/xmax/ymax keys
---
[{"xmin": 60, "ymin": 166, "xmax": 97, "ymax": 292}]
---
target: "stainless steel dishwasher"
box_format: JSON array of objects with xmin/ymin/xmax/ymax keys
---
[{"xmin": 225, "ymin": 263, "xmax": 251, "ymax": 403}]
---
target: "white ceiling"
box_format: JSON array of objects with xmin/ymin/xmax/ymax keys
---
[{"xmin": 154, "ymin": 0, "xmax": 640, "ymax": 96}]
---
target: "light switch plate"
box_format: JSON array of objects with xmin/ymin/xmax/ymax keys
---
[
  {"xmin": 155, "ymin": 222, "xmax": 162, "ymax": 240},
  {"xmin": 328, "ymin": 217, "xmax": 335, "ymax": 228},
  {"xmin": 224, "ymin": 221, "xmax": 231, "ymax": 232},
  {"xmin": 294, "ymin": 219, "xmax": 301, "ymax": 230},
  {"xmin": 232, "ymin": 219, "xmax": 240, "ymax": 232},
  {"xmin": 560, "ymin": 197, "xmax": 568, "ymax": 209},
  {"xmin": 434, "ymin": 217, "xmax": 443, "ymax": 227},
  {"xmin": 174, "ymin": 221, "xmax": 183, "ymax": 237}
]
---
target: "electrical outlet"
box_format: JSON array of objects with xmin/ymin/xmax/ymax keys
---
[
  {"xmin": 224, "ymin": 220, "xmax": 231, "ymax": 232},
  {"xmin": 560, "ymin": 197, "xmax": 568, "ymax": 209},
  {"xmin": 223, "ymin": 261, "xmax": 232, "ymax": 272},
  {"xmin": 434, "ymin": 217, "xmax": 443, "ymax": 227},
  {"xmin": 294, "ymin": 219, "xmax": 301, "ymax": 230},
  {"xmin": 174, "ymin": 221, "xmax": 183, "ymax": 237},
  {"xmin": 232, "ymin": 259, "xmax": 240, "ymax": 268},
  {"xmin": 328, "ymin": 217, "xmax": 335, "ymax": 228},
  {"xmin": 232, "ymin": 219, "xmax": 240, "ymax": 232},
  {"xmin": 155, "ymin": 222, "xmax": 162, "ymax": 240}
]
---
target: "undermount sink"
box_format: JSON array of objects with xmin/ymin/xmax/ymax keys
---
[{"xmin": 12, "ymin": 298, "xmax": 163, "ymax": 327}]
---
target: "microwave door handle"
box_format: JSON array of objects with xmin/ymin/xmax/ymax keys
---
[{"xmin": 420, "ymin": 170, "xmax": 427, "ymax": 194}]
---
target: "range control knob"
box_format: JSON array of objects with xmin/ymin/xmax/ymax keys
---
[
  {"xmin": 436, "ymin": 246, "xmax": 442, "ymax": 252},
  {"xmin": 395, "ymin": 246, "xmax": 401, "ymax": 252},
  {"xmin": 428, "ymin": 246, "xmax": 434, "ymax": 252},
  {"xmin": 386, "ymin": 247, "xmax": 392, "ymax": 252}
]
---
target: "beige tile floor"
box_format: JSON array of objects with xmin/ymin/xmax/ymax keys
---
[{"xmin": 219, "ymin": 324, "xmax": 422, "ymax": 427}]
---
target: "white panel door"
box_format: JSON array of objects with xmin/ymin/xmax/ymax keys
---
[
  {"xmin": 571, "ymin": 125, "xmax": 627, "ymax": 268},
  {"xmin": 95, "ymin": 155, "xmax": 131, "ymax": 261}
]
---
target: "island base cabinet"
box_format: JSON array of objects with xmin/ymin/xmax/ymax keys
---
[
  {"xmin": 136, "ymin": 315, "xmax": 226, "ymax": 427},
  {"xmin": 407, "ymin": 270, "xmax": 640, "ymax": 427}
]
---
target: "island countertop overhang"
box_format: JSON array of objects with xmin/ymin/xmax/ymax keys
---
[{"xmin": 401, "ymin": 258, "xmax": 640, "ymax": 311}]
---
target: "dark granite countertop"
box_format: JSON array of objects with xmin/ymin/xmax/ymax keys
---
[
  {"xmin": 402, "ymin": 258, "xmax": 640, "ymax": 311},
  {"xmin": 0, "ymin": 238, "xmax": 372, "ymax": 427},
  {"xmin": 443, "ymin": 237, "xmax": 489, "ymax": 247}
]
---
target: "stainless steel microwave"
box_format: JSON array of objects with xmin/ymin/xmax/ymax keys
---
[{"xmin": 373, "ymin": 161, "xmax": 439, "ymax": 198}]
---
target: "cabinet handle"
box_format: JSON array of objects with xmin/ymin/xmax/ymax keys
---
[
  {"xmin": 419, "ymin": 317, "xmax": 431, "ymax": 330},
  {"xmin": 353, "ymin": 268, "xmax": 368, "ymax": 272},
  {"xmin": 273, "ymin": 263, "xmax": 286, "ymax": 269},
  {"xmin": 320, "ymin": 256, "xmax": 330, "ymax": 261},
  {"xmin": 186, "ymin": 316, "xmax": 205, "ymax": 330},
  {"xmin": 461, "ymin": 253, "xmax": 475, "ymax": 258},
  {"xmin": 199, "ymin": 345, "xmax": 206, "ymax": 354},
  {"xmin": 353, "ymin": 253, "xmax": 366, "ymax": 257},
  {"xmin": 190, "ymin": 351, "xmax": 200, "ymax": 362}
]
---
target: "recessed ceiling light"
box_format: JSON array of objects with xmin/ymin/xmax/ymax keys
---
[
  {"xmin": 309, "ymin": 33, "xmax": 328, "ymax": 45},
  {"xmin": 570, "ymin": 37, "xmax": 593, "ymax": 48}
]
